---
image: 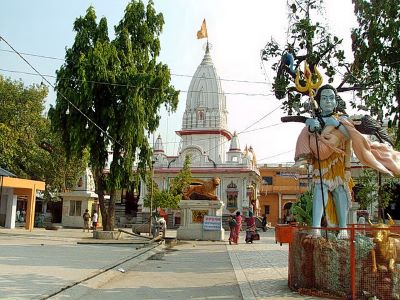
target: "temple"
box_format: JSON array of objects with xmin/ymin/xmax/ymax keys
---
[{"xmin": 138, "ymin": 45, "xmax": 260, "ymax": 224}]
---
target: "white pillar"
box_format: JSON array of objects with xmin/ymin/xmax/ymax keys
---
[{"xmin": 5, "ymin": 194, "xmax": 17, "ymax": 229}]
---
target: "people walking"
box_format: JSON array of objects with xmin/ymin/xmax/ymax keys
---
[
  {"xmin": 82, "ymin": 209, "xmax": 91, "ymax": 232},
  {"xmin": 262, "ymin": 214, "xmax": 267, "ymax": 232},
  {"xmin": 92, "ymin": 210, "xmax": 98, "ymax": 232},
  {"xmin": 233, "ymin": 211, "xmax": 242, "ymax": 244},
  {"xmin": 228, "ymin": 215, "xmax": 237, "ymax": 245}
]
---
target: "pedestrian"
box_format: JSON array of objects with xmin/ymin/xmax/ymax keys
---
[
  {"xmin": 233, "ymin": 211, "xmax": 242, "ymax": 244},
  {"xmin": 158, "ymin": 217, "xmax": 167, "ymax": 238},
  {"xmin": 245, "ymin": 211, "xmax": 257, "ymax": 243},
  {"xmin": 21, "ymin": 209, "xmax": 26, "ymax": 222},
  {"xmin": 82, "ymin": 209, "xmax": 91, "ymax": 232},
  {"xmin": 92, "ymin": 210, "xmax": 98, "ymax": 232},
  {"xmin": 16, "ymin": 209, "xmax": 21, "ymax": 223},
  {"xmin": 262, "ymin": 214, "xmax": 267, "ymax": 232},
  {"xmin": 228, "ymin": 215, "xmax": 237, "ymax": 245}
]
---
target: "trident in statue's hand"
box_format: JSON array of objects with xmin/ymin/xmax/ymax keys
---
[{"xmin": 294, "ymin": 61, "xmax": 323, "ymax": 112}]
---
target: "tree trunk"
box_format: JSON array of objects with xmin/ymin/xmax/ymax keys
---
[
  {"xmin": 105, "ymin": 189, "xmax": 116, "ymax": 231},
  {"xmin": 94, "ymin": 168, "xmax": 109, "ymax": 231}
]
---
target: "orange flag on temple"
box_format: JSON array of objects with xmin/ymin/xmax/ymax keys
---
[{"xmin": 197, "ymin": 19, "xmax": 208, "ymax": 39}]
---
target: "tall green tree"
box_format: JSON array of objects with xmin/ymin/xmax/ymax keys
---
[
  {"xmin": 0, "ymin": 75, "xmax": 86, "ymax": 200},
  {"xmin": 351, "ymin": 0, "xmax": 400, "ymax": 146},
  {"xmin": 49, "ymin": 1, "xmax": 179, "ymax": 230},
  {"xmin": 0, "ymin": 76, "xmax": 48, "ymax": 178}
]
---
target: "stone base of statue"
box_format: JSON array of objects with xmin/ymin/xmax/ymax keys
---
[
  {"xmin": 177, "ymin": 200, "xmax": 225, "ymax": 241},
  {"xmin": 288, "ymin": 229, "xmax": 400, "ymax": 299}
]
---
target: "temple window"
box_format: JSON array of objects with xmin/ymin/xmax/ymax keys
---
[{"xmin": 226, "ymin": 181, "xmax": 238, "ymax": 209}]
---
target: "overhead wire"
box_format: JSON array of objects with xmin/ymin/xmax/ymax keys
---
[
  {"xmin": 188, "ymin": 103, "xmax": 284, "ymax": 161},
  {"xmin": 0, "ymin": 35, "xmax": 123, "ymax": 148},
  {"xmin": 155, "ymin": 121, "xmax": 284, "ymax": 147},
  {"xmin": 0, "ymin": 40, "xmax": 292, "ymax": 162},
  {"xmin": 0, "ymin": 48, "xmax": 272, "ymax": 85},
  {"xmin": 0, "ymin": 67, "xmax": 275, "ymax": 97}
]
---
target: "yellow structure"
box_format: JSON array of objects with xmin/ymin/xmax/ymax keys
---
[
  {"xmin": 258, "ymin": 164, "xmax": 308, "ymax": 226},
  {"xmin": 0, "ymin": 168, "xmax": 45, "ymax": 231}
]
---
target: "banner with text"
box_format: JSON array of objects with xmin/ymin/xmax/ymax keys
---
[{"xmin": 203, "ymin": 215, "xmax": 222, "ymax": 231}]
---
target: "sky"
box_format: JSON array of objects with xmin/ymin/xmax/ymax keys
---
[{"xmin": 0, "ymin": 0, "xmax": 358, "ymax": 164}]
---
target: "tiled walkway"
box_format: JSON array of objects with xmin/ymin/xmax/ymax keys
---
[{"xmin": 228, "ymin": 230, "xmax": 322, "ymax": 299}]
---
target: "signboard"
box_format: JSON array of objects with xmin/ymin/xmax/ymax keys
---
[
  {"xmin": 277, "ymin": 172, "xmax": 298, "ymax": 179},
  {"xmin": 203, "ymin": 215, "xmax": 222, "ymax": 231}
]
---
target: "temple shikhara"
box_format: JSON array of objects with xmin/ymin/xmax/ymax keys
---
[{"xmin": 138, "ymin": 44, "xmax": 261, "ymax": 224}]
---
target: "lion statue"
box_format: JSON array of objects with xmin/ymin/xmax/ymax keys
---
[{"xmin": 183, "ymin": 177, "xmax": 220, "ymax": 200}]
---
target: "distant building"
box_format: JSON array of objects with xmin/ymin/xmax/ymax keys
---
[
  {"xmin": 59, "ymin": 168, "xmax": 99, "ymax": 228},
  {"xmin": 138, "ymin": 44, "xmax": 261, "ymax": 224},
  {"xmin": 258, "ymin": 163, "xmax": 309, "ymax": 225}
]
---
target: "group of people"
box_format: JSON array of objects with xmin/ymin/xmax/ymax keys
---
[
  {"xmin": 82, "ymin": 209, "xmax": 98, "ymax": 232},
  {"xmin": 229, "ymin": 211, "xmax": 267, "ymax": 244}
]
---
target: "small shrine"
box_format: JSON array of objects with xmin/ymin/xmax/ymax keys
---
[
  {"xmin": 59, "ymin": 168, "xmax": 99, "ymax": 228},
  {"xmin": 177, "ymin": 177, "xmax": 225, "ymax": 241}
]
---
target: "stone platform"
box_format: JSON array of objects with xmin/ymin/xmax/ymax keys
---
[{"xmin": 177, "ymin": 199, "xmax": 224, "ymax": 241}]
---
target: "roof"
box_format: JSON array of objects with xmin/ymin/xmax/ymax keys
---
[{"xmin": 0, "ymin": 167, "xmax": 16, "ymax": 177}]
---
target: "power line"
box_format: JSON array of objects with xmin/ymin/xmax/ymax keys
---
[
  {"xmin": 0, "ymin": 67, "xmax": 275, "ymax": 97},
  {"xmin": 154, "ymin": 122, "xmax": 284, "ymax": 147},
  {"xmin": 0, "ymin": 48, "xmax": 272, "ymax": 85},
  {"xmin": 156, "ymin": 104, "xmax": 285, "ymax": 165},
  {"xmin": 0, "ymin": 35, "xmax": 123, "ymax": 148},
  {"xmin": 0, "ymin": 48, "xmax": 64, "ymax": 61},
  {"xmin": 257, "ymin": 149, "xmax": 294, "ymax": 162}
]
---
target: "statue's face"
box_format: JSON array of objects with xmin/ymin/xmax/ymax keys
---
[{"xmin": 319, "ymin": 88, "xmax": 337, "ymax": 114}]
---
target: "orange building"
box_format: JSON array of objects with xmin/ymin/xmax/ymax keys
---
[
  {"xmin": 258, "ymin": 164, "xmax": 309, "ymax": 226},
  {"xmin": 0, "ymin": 167, "xmax": 45, "ymax": 230}
]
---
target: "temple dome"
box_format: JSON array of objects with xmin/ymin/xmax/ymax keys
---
[
  {"xmin": 229, "ymin": 131, "xmax": 241, "ymax": 151},
  {"xmin": 182, "ymin": 45, "xmax": 228, "ymax": 131},
  {"xmin": 154, "ymin": 134, "xmax": 164, "ymax": 153}
]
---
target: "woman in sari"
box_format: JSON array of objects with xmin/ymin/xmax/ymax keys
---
[{"xmin": 233, "ymin": 211, "xmax": 242, "ymax": 244}]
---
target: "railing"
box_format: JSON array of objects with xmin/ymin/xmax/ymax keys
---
[{"xmin": 288, "ymin": 225, "xmax": 400, "ymax": 299}]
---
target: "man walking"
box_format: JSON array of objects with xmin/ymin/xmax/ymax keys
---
[{"xmin": 82, "ymin": 209, "xmax": 91, "ymax": 232}]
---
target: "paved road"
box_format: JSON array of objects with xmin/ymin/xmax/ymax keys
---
[{"xmin": 0, "ymin": 228, "xmax": 320, "ymax": 299}]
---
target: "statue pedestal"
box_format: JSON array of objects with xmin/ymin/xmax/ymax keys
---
[{"xmin": 177, "ymin": 200, "xmax": 225, "ymax": 241}]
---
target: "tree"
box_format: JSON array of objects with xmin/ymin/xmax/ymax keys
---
[
  {"xmin": 355, "ymin": 168, "xmax": 398, "ymax": 220},
  {"xmin": 0, "ymin": 76, "xmax": 48, "ymax": 178},
  {"xmin": 291, "ymin": 190, "xmax": 313, "ymax": 226},
  {"xmin": 261, "ymin": 0, "xmax": 352, "ymax": 115},
  {"xmin": 143, "ymin": 154, "xmax": 192, "ymax": 210},
  {"xmin": 169, "ymin": 154, "xmax": 192, "ymax": 197},
  {"xmin": 0, "ymin": 76, "xmax": 86, "ymax": 200},
  {"xmin": 351, "ymin": 0, "xmax": 400, "ymax": 146},
  {"xmin": 49, "ymin": 1, "xmax": 179, "ymax": 230},
  {"xmin": 355, "ymin": 169, "xmax": 378, "ymax": 210}
]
